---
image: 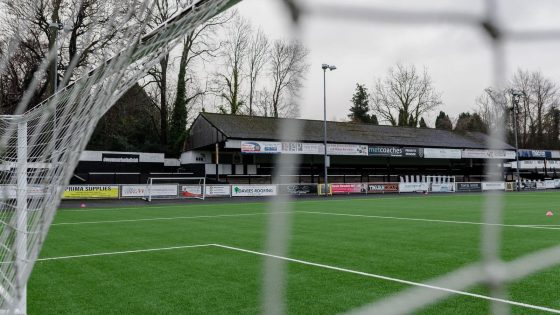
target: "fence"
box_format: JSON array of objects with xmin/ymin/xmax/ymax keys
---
[{"xmin": 55, "ymin": 180, "xmax": 560, "ymax": 199}]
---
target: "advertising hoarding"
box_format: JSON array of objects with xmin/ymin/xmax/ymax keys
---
[
  {"xmin": 121, "ymin": 185, "xmax": 177, "ymax": 198},
  {"xmin": 399, "ymin": 183, "xmax": 430, "ymax": 192},
  {"xmin": 231, "ymin": 185, "xmax": 277, "ymax": 197},
  {"xmin": 461, "ymin": 149, "xmax": 516, "ymax": 159},
  {"xmin": 278, "ymin": 184, "xmax": 318, "ymax": 195},
  {"xmin": 63, "ymin": 185, "xmax": 119, "ymax": 199},
  {"xmin": 205, "ymin": 185, "xmax": 231, "ymax": 196},
  {"xmin": 368, "ymin": 146, "xmax": 423, "ymax": 158},
  {"xmin": 431, "ymin": 183, "xmax": 454, "ymax": 192},
  {"xmin": 241, "ymin": 141, "xmax": 282, "ymax": 154},
  {"xmin": 481, "ymin": 182, "xmax": 506, "ymax": 191},
  {"xmin": 424, "ymin": 148, "xmax": 462, "ymax": 159},
  {"xmin": 456, "ymin": 182, "xmax": 482, "ymax": 192},
  {"xmin": 327, "ymin": 144, "xmax": 368, "ymax": 156},
  {"xmin": 330, "ymin": 183, "xmax": 367, "ymax": 194},
  {"xmin": 367, "ymin": 183, "xmax": 399, "ymax": 193},
  {"xmin": 281, "ymin": 142, "xmax": 323, "ymax": 155}
]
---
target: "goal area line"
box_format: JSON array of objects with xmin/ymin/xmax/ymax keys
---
[{"xmin": 36, "ymin": 243, "xmax": 560, "ymax": 314}]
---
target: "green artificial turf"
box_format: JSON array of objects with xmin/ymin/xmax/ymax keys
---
[{"xmin": 29, "ymin": 192, "xmax": 560, "ymax": 314}]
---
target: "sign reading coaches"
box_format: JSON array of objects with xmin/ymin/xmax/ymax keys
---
[{"xmin": 368, "ymin": 146, "xmax": 423, "ymax": 158}]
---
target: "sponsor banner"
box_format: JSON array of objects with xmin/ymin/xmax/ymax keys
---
[
  {"xmin": 399, "ymin": 183, "xmax": 430, "ymax": 193},
  {"xmin": 205, "ymin": 185, "xmax": 231, "ymax": 196},
  {"xmin": 536, "ymin": 181, "xmax": 546, "ymax": 190},
  {"xmin": 521, "ymin": 182, "xmax": 537, "ymax": 190},
  {"xmin": 456, "ymin": 182, "xmax": 482, "ymax": 192},
  {"xmin": 102, "ymin": 153, "xmax": 139, "ymax": 163},
  {"xmin": 367, "ymin": 183, "xmax": 399, "ymax": 193},
  {"xmin": 180, "ymin": 185, "xmax": 203, "ymax": 198},
  {"xmin": 482, "ymin": 182, "xmax": 506, "ymax": 191},
  {"xmin": 551, "ymin": 151, "xmax": 560, "ymax": 159},
  {"xmin": 431, "ymin": 183, "xmax": 454, "ymax": 192},
  {"xmin": 518, "ymin": 150, "xmax": 552, "ymax": 158},
  {"xmin": 545, "ymin": 180, "xmax": 556, "ymax": 189},
  {"xmin": 423, "ymin": 148, "xmax": 462, "ymax": 159},
  {"xmin": 121, "ymin": 184, "xmax": 177, "ymax": 198},
  {"xmin": 278, "ymin": 184, "xmax": 318, "ymax": 195},
  {"xmin": 462, "ymin": 149, "xmax": 516, "ymax": 160},
  {"xmin": 330, "ymin": 183, "xmax": 367, "ymax": 194},
  {"xmin": 231, "ymin": 185, "xmax": 277, "ymax": 197},
  {"xmin": 0, "ymin": 186, "xmax": 47, "ymax": 199},
  {"xmin": 368, "ymin": 146, "xmax": 423, "ymax": 158},
  {"xmin": 63, "ymin": 185, "xmax": 119, "ymax": 199},
  {"xmin": 327, "ymin": 144, "xmax": 368, "ymax": 156},
  {"xmin": 281, "ymin": 142, "xmax": 323, "ymax": 155},
  {"xmin": 554, "ymin": 179, "xmax": 560, "ymax": 188},
  {"xmin": 241, "ymin": 141, "xmax": 282, "ymax": 154}
]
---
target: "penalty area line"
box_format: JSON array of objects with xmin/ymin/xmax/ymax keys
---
[
  {"xmin": 214, "ymin": 244, "xmax": 560, "ymax": 314},
  {"xmin": 37, "ymin": 244, "xmax": 213, "ymax": 261}
]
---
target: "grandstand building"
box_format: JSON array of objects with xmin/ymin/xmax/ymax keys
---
[{"xmin": 180, "ymin": 113, "xmax": 521, "ymax": 184}]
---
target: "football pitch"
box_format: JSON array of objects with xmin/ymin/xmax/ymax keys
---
[{"xmin": 29, "ymin": 192, "xmax": 560, "ymax": 314}]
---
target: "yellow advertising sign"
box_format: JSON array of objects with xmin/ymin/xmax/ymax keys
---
[{"xmin": 63, "ymin": 186, "xmax": 119, "ymax": 199}]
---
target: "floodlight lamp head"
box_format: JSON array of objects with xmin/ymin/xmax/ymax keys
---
[
  {"xmin": 322, "ymin": 64, "xmax": 329, "ymax": 70},
  {"xmin": 329, "ymin": 65, "xmax": 337, "ymax": 71}
]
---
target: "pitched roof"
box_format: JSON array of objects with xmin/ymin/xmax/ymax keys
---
[{"xmin": 199, "ymin": 112, "xmax": 514, "ymax": 150}]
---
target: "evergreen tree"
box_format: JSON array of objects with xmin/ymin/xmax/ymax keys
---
[
  {"xmin": 454, "ymin": 112, "xmax": 487, "ymax": 134},
  {"xmin": 419, "ymin": 117, "xmax": 428, "ymax": 128},
  {"xmin": 348, "ymin": 84, "xmax": 377, "ymax": 124},
  {"xmin": 435, "ymin": 111, "xmax": 453, "ymax": 130}
]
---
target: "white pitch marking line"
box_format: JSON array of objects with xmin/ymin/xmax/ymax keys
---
[
  {"xmin": 213, "ymin": 244, "xmax": 560, "ymax": 314},
  {"xmin": 299, "ymin": 211, "xmax": 560, "ymax": 231},
  {"xmin": 37, "ymin": 244, "xmax": 213, "ymax": 261},
  {"xmin": 51, "ymin": 212, "xmax": 290, "ymax": 226}
]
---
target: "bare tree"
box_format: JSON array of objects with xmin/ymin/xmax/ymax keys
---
[
  {"xmin": 215, "ymin": 12, "xmax": 250, "ymax": 115},
  {"xmin": 371, "ymin": 64, "xmax": 442, "ymax": 127},
  {"xmin": 246, "ymin": 29, "xmax": 269, "ymax": 116},
  {"xmin": 269, "ymin": 39, "xmax": 308, "ymax": 118}
]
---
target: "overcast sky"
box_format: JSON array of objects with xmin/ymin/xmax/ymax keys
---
[{"xmin": 230, "ymin": 0, "xmax": 560, "ymax": 125}]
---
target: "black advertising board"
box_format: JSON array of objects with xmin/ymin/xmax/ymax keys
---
[
  {"xmin": 367, "ymin": 183, "xmax": 399, "ymax": 193},
  {"xmin": 278, "ymin": 184, "xmax": 318, "ymax": 195},
  {"xmin": 456, "ymin": 182, "xmax": 482, "ymax": 192},
  {"xmin": 368, "ymin": 146, "xmax": 423, "ymax": 158}
]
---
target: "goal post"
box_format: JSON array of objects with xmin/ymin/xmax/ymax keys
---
[{"xmin": 145, "ymin": 177, "xmax": 206, "ymax": 202}]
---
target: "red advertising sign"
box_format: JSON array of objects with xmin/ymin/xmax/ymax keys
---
[
  {"xmin": 330, "ymin": 183, "xmax": 367, "ymax": 194},
  {"xmin": 367, "ymin": 183, "xmax": 399, "ymax": 193}
]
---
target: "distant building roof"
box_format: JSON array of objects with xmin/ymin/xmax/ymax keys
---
[{"xmin": 186, "ymin": 113, "xmax": 514, "ymax": 150}]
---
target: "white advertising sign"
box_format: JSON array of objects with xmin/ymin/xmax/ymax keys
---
[
  {"xmin": 462, "ymin": 149, "xmax": 516, "ymax": 159},
  {"xmin": 545, "ymin": 180, "xmax": 556, "ymax": 189},
  {"xmin": 205, "ymin": 185, "xmax": 231, "ymax": 196},
  {"xmin": 431, "ymin": 183, "xmax": 454, "ymax": 192},
  {"xmin": 281, "ymin": 142, "xmax": 323, "ymax": 155},
  {"xmin": 536, "ymin": 181, "xmax": 546, "ymax": 190},
  {"xmin": 482, "ymin": 182, "xmax": 506, "ymax": 191},
  {"xmin": 554, "ymin": 179, "xmax": 560, "ymax": 188},
  {"xmin": 424, "ymin": 148, "xmax": 462, "ymax": 159},
  {"xmin": 241, "ymin": 141, "xmax": 281, "ymax": 154},
  {"xmin": 121, "ymin": 184, "xmax": 178, "ymax": 197},
  {"xmin": 399, "ymin": 183, "xmax": 430, "ymax": 193},
  {"xmin": 231, "ymin": 185, "xmax": 277, "ymax": 197},
  {"xmin": 327, "ymin": 144, "xmax": 368, "ymax": 156}
]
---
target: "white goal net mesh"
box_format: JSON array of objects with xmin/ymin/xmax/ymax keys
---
[
  {"xmin": 0, "ymin": 0, "xmax": 232, "ymax": 312},
  {"xmin": 1, "ymin": 0, "xmax": 560, "ymax": 314}
]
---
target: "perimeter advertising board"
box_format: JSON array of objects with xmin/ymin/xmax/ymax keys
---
[
  {"xmin": 330, "ymin": 183, "xmax": 367, "ymax": 194},
  {"xmin": 521, "ymin": 182, "xmax": 537, "ymax": 190},
  {"xmin": 121, "ymin": 185, "xmax": 177, "ymax": 198},
  {"xmin": 278, "ymin": 184, "xmax": 318, "ymax": 195},
  {"xmin": 456, "ymin": 182, "xmax": 482, "ymax": 192},
  {"xmin": 399, "ymin": 183, "xmax": 430, "ymax": 193},
  {"xmin": 431, "ymin": 183, "xmax": 454, "ymax": 192},
  {"xmin": 205, "ymin": 185, "xmax": 231, "ymax": 197},
  {"xmin": 327, "ymin": 144, "xmax": 368, "ymax": 156},
  {"xmin": 63, "ymin": 185, "xmax": 119, "ymax": 199},
  {"xmin": 231, "ymin": 185, "xmax": 277, "ymax": 197},
  {"xmin": 481, "ymin": 182, "xmax": 506, "ymax": 191},
  {"xmin": 180, "ymin": 185, "xmax": 203, "ymax": 198},
  {"xmin": 281, "ymin": 142, "xmax": 323, "ymax": 155},
  {"xmin": 367, "ymin": 183, "xmax": 399, "ymax": 193}
]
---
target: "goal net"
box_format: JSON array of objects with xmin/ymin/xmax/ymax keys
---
[
  {"xmin": 144, "ymin": 177, "xmax": 206, "ymax": 202},
  {"xmin": 0, "ymin": 0, "xmax": 231, "ymax": 313}
]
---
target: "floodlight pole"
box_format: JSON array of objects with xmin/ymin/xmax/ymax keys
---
[
  {"xmin": 511, "ymin": 90, "xmax": 522, "ymax": 191},
  {"xmin": 322, "ymin": 64, "xmax": 336, "ymax": 196}
]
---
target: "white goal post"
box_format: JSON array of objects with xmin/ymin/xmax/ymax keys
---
[{"xmin": 145, "ymin": 177, "xmax": 206, "ymax": 202}]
